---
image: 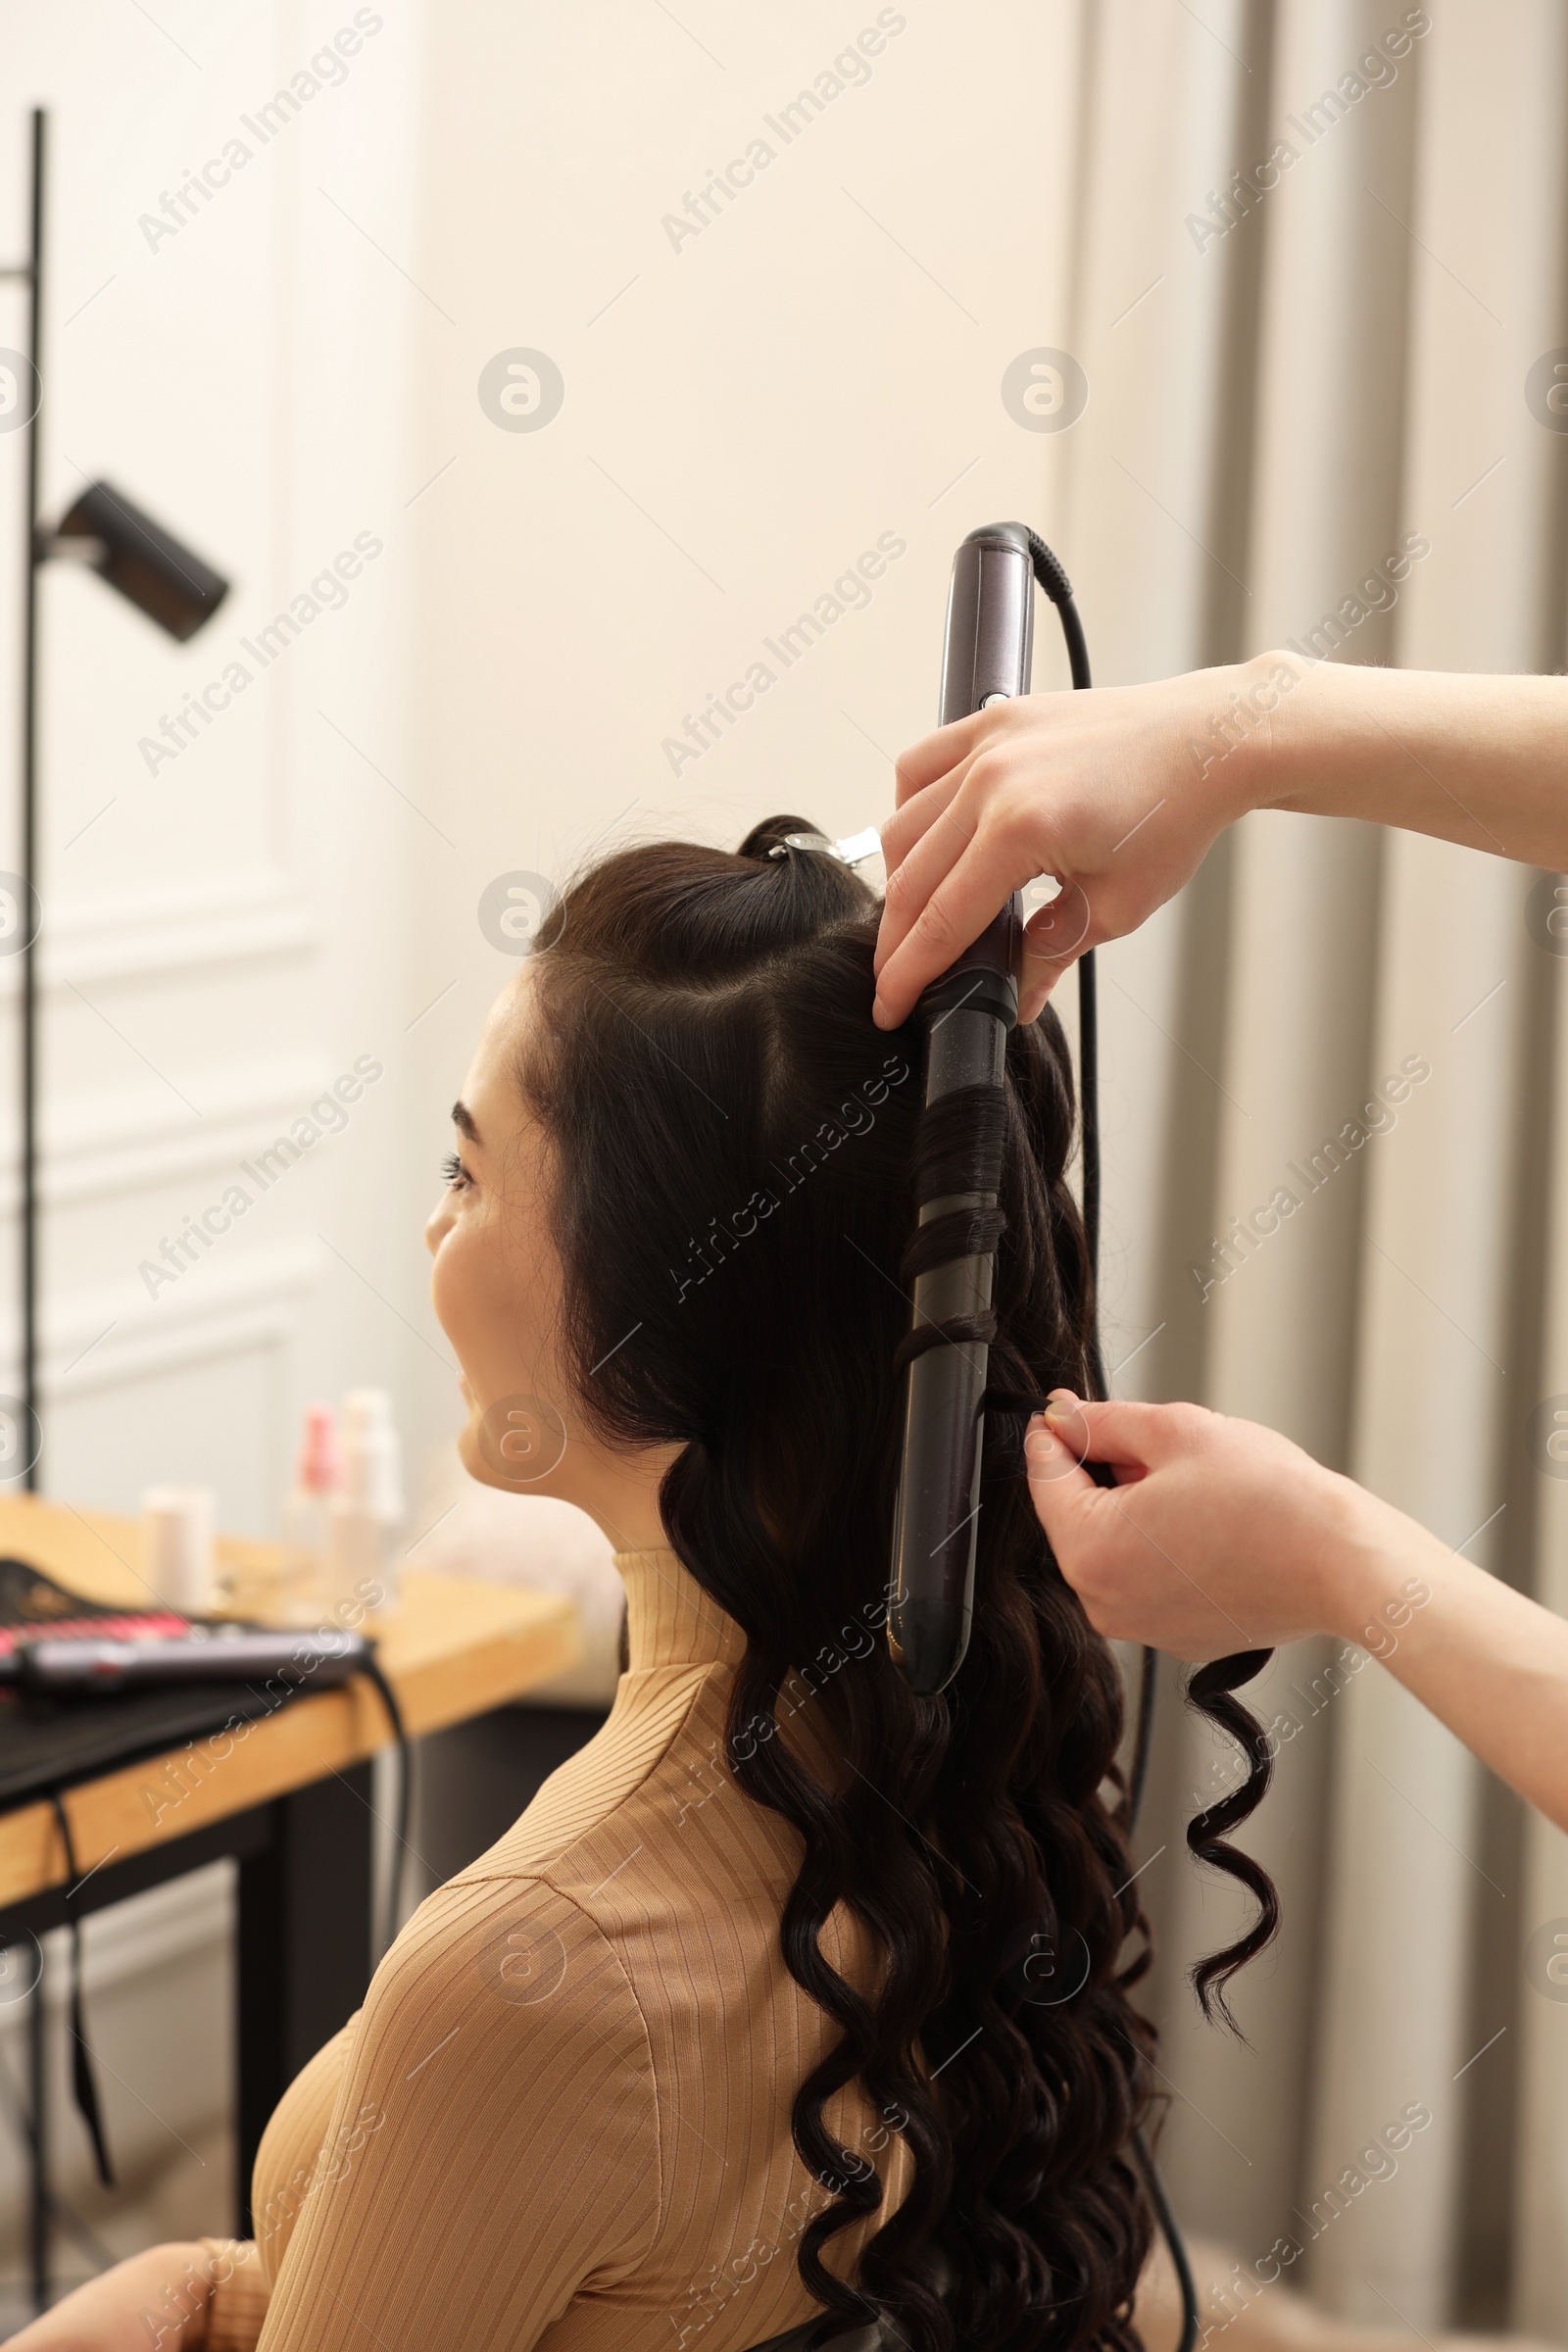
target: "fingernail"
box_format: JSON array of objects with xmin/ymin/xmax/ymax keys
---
[
  {"xmin": 1043, "ymin": 1389, "xmax": 1078, "ymax": 1424},
  {"xmin": 1024, "ymin": 1430, "xmax": 1058, "ymax": 1463},
  {"xmin": 871, "ymin": 998, "xmax": 889, "ymax": 1029}
]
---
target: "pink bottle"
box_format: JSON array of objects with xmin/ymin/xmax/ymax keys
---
[{"xmin": 282, "ymin": 1403, "xmax": 342, "ymax": 1604}]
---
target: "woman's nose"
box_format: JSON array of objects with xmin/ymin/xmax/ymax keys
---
[{"xmin": 424, "ymin": 1198, "xmax": 450, "ymax": 1257}]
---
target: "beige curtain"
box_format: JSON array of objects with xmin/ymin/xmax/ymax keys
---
[{"xmin": 1046, "ymin": 0, "xmax": 1568, "ymax": 2334}]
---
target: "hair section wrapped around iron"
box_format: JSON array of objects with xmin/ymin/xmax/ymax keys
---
[{"xmin": 894, "ymin": 1084, "xmax": 1007, "ymax": 1371}]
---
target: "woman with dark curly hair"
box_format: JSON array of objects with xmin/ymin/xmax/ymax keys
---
[{"xmin": 10, "ymin": 815, "xmax": 1271, "ymax": 2352}]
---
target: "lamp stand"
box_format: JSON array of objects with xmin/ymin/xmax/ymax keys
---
[
  {"xmin": 2, "ymin": 105, "xmax": 48, "ymax": 2323},
  {"xmin": 21, "ymin": 108, "xmax": 42, "ymax": 1505}
]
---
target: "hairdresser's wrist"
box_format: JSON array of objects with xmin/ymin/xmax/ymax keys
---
[
  {"xmin": 1311, "ymin": 1469, "xmax": 1445, "ymax": 1653},
  {"xmin": 1237, "ymin": 650, "xmax": 1427, "ymax": 831},
  {"xmin": 1223, "ymin": 647, "xmax": 1340, "ymax": 822}
]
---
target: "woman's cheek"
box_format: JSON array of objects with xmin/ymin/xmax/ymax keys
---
[
  {"xmin": 456, "ymin": 1411, "xmax": 487, "ymax": 1485},
  {"xmin": 433, "ymin": 1208, "xmax": 554, "ymax": 1413},
  {"xmin": 427, "ymin": 1214, "xmax": 473, "ymax": 1350},
  {"xmin": 430, "ymin": 1212, "xmax": 511, "ymax": 1380}
]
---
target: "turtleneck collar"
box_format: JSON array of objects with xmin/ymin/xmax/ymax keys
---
[{"xmin": 612, "ymin": 1544, "xmax": 749, "ymax": 1672}]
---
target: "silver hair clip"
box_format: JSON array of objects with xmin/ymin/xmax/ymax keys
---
[{"xmin": 767, "ymin": 826, "xmax": 882, "ymax": 867}]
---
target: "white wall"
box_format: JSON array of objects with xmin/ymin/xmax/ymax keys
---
[
  {"xmin": 401, "ymin": 0, "xmax": 1126, "ymax": 1418},
  {"xmin": 0, "ymin": 0, "xmax": 429, "ymax": 1536},
  {"xmin": 0, "ymin": 0, "xmax": 428, "ymax": 2277}
]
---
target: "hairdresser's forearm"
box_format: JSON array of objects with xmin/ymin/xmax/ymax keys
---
[
  {"xmin": 3, "ymin": 2242, "xmax": 214, "ymax": 2350},
  {"xmin": 1328, "ymin": 1498, "xmax": 1568, "ymax": 1833},
  {"xmin": 1243, "ymin": 657, "xmax": 1568, "ymax": 871}
]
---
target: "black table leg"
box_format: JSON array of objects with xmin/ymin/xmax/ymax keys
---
[
  {"xmin": 28, "ymin": 1959, "xmax": 46, "ymax": 2314},
  {"xmin": 236, "ymin": 1766, "xmax": 374, "ymax": 2238}
]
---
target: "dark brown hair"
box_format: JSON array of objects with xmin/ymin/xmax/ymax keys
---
[{"xmin": 518, "ymin": 814, "xmax": 1270, "ymax": 2350}]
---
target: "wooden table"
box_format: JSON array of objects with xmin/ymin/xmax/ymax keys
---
[{"xmin": 0, "ymin": 1494, "xmax": 581, "ymax": 2284}]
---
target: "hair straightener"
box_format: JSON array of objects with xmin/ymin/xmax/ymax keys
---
[
  {"xmin": 881, "ymin": 522, "xmax": 1200, "ymax": 2352},
  {"xmin": 0, "ymin": 1608, "xmax": 412, "ymax": 1958},
  {"xmin": 0, "ymin": 1600, "xmax": 411, "ymax": 2204},
  {"xmin": 886, "ymin": 520, "xmax": 1100, "ymax": 1699},
  {"xmin": 0, "ymin": 1623, "xmax": 371, "ymax": 1692}
]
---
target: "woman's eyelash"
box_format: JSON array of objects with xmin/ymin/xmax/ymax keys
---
[{"xmin": 442, "ymin": 1152, "xmax": 470, "ymax": 1189}]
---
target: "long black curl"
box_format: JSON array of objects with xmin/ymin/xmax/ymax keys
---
[{"xmin": 1184, "ymin": 1654, "xmax": 1279, "ymax": 2029}]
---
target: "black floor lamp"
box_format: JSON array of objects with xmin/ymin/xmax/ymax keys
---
[
  {"xmin": 3, "ymin": 109, "xmax": 229, "ymax": 1491},
  {"xmin": 3, "ymin": 106, "xmax": 231, "ymax": 2317}
]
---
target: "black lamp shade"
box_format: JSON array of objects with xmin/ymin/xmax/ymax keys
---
[{"xmin": 54, "ymin": 480, "xmax": 228, "ymax": 640}]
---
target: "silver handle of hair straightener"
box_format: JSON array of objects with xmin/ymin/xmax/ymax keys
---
[{"xmin": 886, "ymin": 523, "xmax": 1035, "ymax": 1695}]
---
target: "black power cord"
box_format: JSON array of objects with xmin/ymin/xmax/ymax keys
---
[
  {"xmin": 1023, "ymin": 533, "xmax": 1199, "ymax": 2352},
  {"xmin": 1022, "ymin": 528, "xmax": 1159, "ymax": 1842},
  {"xmin": 361, "ymin": 1655, "xmax": 414, "ymax": 1963},
  {"xmin": 47, "ymin": 1790, "xmax": 114, "ymax": 2192}
]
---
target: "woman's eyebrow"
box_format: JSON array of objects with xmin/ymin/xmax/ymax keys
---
[{"xmin": 451, "ymin": 1101, "xmax": 480, "ymax": 1143}]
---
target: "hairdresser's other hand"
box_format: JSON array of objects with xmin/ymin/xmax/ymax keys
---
[
  {"xmin": 1030, "ymin": 1393, "xmax": 1568, "ymax": 1834},
  {"xmin": 2, "ymin": 2242, "xmax": 215, "ymax": 2350},
  {"xmin": 872, "ymin": 656, "xmax": 1290, "ymax": 1027},
  {"xmin": 1022, "ymin": 1394, "xmax": 1396, "ymax": 1662}
]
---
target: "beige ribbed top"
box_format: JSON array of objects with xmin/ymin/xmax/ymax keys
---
[{"xmin": 200, "ymin": 1545, "xmax": 910, "ymax": 2351}]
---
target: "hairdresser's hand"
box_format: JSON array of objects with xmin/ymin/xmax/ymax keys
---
[
  {"xmin": 2, "ymin": 2243, "xmax": 215, "ymax": 2350},
  {"xmin": 874, "ymin": 656, "xmax": 1568, "ymax": 1027},
  {"xmin": 872, "ymin": 660, "xmax": 1275, "ymax": 1027},
  {"xmin": 1022, "ymin": 1395, "xmax": 1397, "ymax": 1662},
  {"xmin": 1028, "ymin": 1393, "xmax": 1568, "ymax": 1835}
]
